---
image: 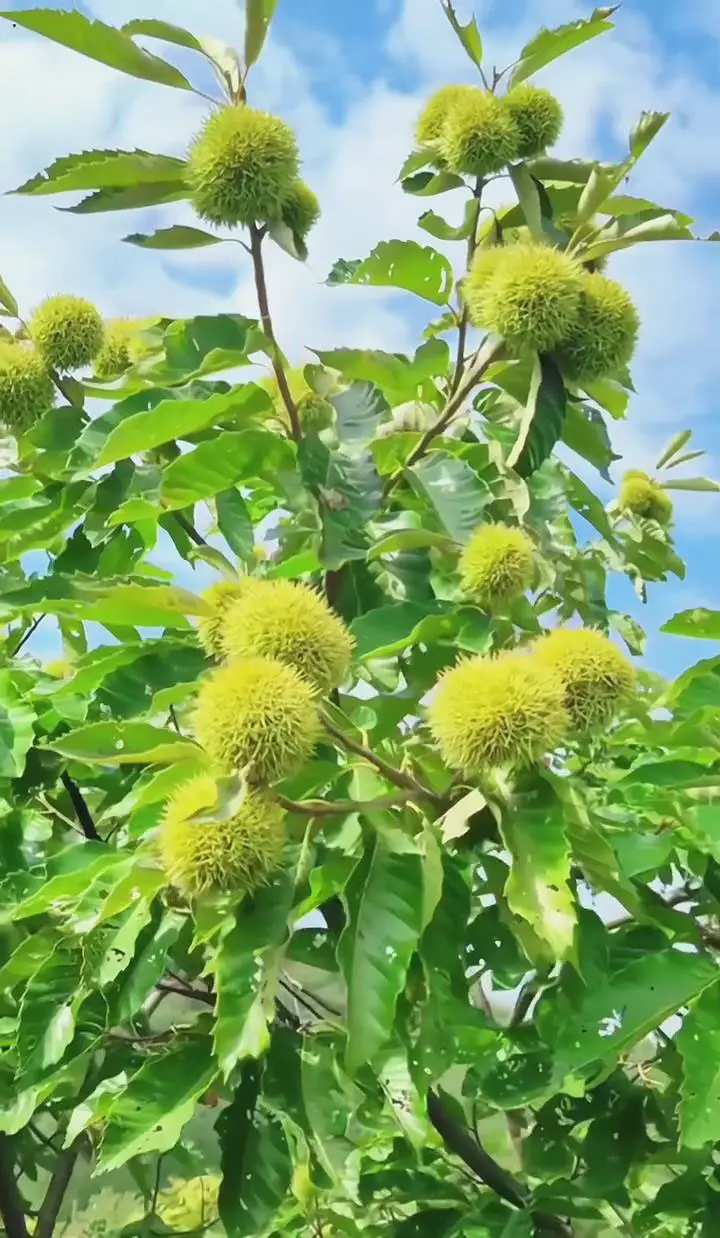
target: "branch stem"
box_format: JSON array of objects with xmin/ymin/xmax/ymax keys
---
[
  {"xmin": 384, "ymin": 334, "xmax": 504, "ymax": 498},
  {"xmin": 321, "ymin": 713, "xmax": 443, "ymax": 805},
  {"xmin": 249, "ymin": 223, "xmax": 302, "ymax": 443},
  {"xmin": 35, "ymin": 1143, "xmax": 82, "ymax": 1238},
  {"xmin": 0, "ymin": 1136, "xmax": 29, "ymax": 1238},
  {"xmin": 60, "ymin": 771, "xmax": 101, "ymax": 842}
]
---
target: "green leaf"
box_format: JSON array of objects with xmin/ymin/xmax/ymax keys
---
[
  {"xmin": 13, "ymin": 149, "xmax": 188, "ymax": 196},
  {"xmin": 582, "ymin": 212, "xmax": 696, "ymax": 262},
  {"xmin": 564, "ymin": 469, "xmax": 615, "ymax": 540},
  {"xmin": 211, "ymin": 864, "xmax": 294, "ymax": 1079},
  {"xmin": 47, "ymin": 721, "xmax": 203, "ymax": 765},
  {"xmin": 662, "ymin": 609, "xmax": 720, "ymax": 640},
  {"xmin": 562, "ymin": 401, "xmax": 619, "ymax": 480},
  {"xmin": 327, "ymin": 241, "xmax": 454, "ymax": 306},
  {"xmin": 112, "ymin": 910, "xmax": 185, "ymax": 1021},
  {"xmin": 17, "ymin": 947, "xmax": 84, "ymax": 1075},
  {"xmin": 351, "ymin": 600, "xmax": 465, "ymax": 660},
  {"xmin": 315, "ymin": 341, "xmax": 448, "ymax": 405},
  {"xmin": 439, "ymin": 0, "xmax": 483, "ymax": 69},
  {"xmin": 0, "ymin": 672, "xmax": 36, "ymax": 778},
  {"xmin": 0, "ymin": 275, "xmax": 18, "ymax": 318},
  {"xmin": 92, "ymin": 386, "xmax": 268, "ymax": 468},
  {"xmin": 368, "ymin": 529, "xmax": 456, "ymax": 560},
  {"xmin": 337, "ymin": 831, "xmax": 425, "ymax": 1074},
  {"xmin": 0, "ymin": 10, "xmax": 194, "ymax": 89},
  {"xmin": 216, "ymin": 489, "xmax": 254, "ymax": 562},
  {"xmin": 123, "ymin": 18, "xmax": 241, "ymax": 98},
  {"xmin": 507, "ymin": 355, "xmax": 567, "ymax": 478},
  {"xmin": 7, "ymin": 849, "xmax": 130, "ymax": 924},
  {"xmin": 301, "ymin": 1036, "xmax": 361, "ymax": 1196},
  {"xmin": 408, "ymin": 453, "xmax": 491, "ymax": 542},
  {"xmin": 655, "ymin": 428, "xmax": 692, "ymax": 470},
  {"xmin": 630, "ymin": 109, "xmax": 670, "ymax": 160},
  {"xmin": 499, "ymin": 782, "xmax": 576, "ymax": 962},
  {"xmin": 161, "ymin": 429, "xmax": 295, "ymax": 510},
  {"xmin": 124, "ymin": 225, "xmax": 225, "ymax": 249},
  {"xmin": 218, "ymin": 1071, "xmax": 293, "ymax": 1238},
  {"xmin": 509, "ymin": 10, "xmax": 616, "ymax": 87},
  {"xmin": 98, "ymin": 1038, "xmax": 217, "ymax": 1173},
  {"xmin": 508, "ymin": 164, "xmax": 544, "ymax": 242},
  {"xmin": 245, "ymin": 0, "xmax": 278, "ymax": 69},
  {"xmin": 418, "ymin": 200, "xmax": 479, "ymax": 242},
  {"xmin": 402, "ymin": 169, "xmax": 467, "ymax": 197},
  {"xmin": 61, "ymin": 181, "xmax": 189, "ymax": 214},
  {"xmin": 331, "ymin": 382, "xmax": 391, "ymax": 447},
  {"xmin": 553, "ymin": 949, "xmax": 718, "ymax": 1083},
  {"xmin": 678, "ymin": 982, "xmax": 720, "ymax": 1148},
  {"xmin": 94, "ymin": 899, "xmax": 155, "ymax": 988},
  {"xmin": 661, "ymin": 477, "xmax": 720, "ymax": 492},
  {"xmin": 158, "ymin": 317, "xmax": 271, "ymax": 383}
]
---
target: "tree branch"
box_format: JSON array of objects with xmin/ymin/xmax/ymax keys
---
[
  {"xmin": 249, "ymin": 223, "xmax": 302, "ymax": 444},
  {"xmin": 427, "ymin": 1092, "xmax": 573, "ymax": 1237},
  {"xmin": 35, "ymin": 1142, "xmax": 81, "ymax": 1238},
  {"xmin": 0, "ymin": 1136, "xmax": 29, "ymax": 1238},
  {"xmin": 278, "ymin": 791, "xmax": 418, "ymax": 816},
  {"xmin": 427, "ymin": 1091, "xmax": 526, "ymax": 1209},
  {"xmin": 449, "ymin": 177, "xmax": 484, "ymax": 398},
  {"xmin": 9, "ymin": 614, "xmax": 44, "ymax": 657},
  {"xmin": 321, "ymin": 713, "xmax": 444, "ymax": 805},
  {"xmin": 384, "ymin": 334, "xmax": 505, "ymax": 498},
  {"xmin": 60, "ymin": 771, "xmax": 101, "ymax": 842}
]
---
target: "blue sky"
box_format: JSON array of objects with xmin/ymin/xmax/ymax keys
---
[{"xmin": 0, "ymin": 0, "xmax": 719, "ymax": 679}]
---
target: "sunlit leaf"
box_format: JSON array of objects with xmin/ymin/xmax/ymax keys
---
[
  {"xmin": 98, "ymin": 1039, "xmax": 217, "ymax": 1173},
  {"xmin": 337, "ymin": 830, "xmax": 425, "ymax": 1074},
  {"xmin": 124, "ymin": 225, "xmax": 226, "ymax": 249},
  {"xmin": 553, "ymin": 950, "xmax": 718, "ymax": 1083},
  {"xmin": 47, "ymin": 721, "xmax": 204, "ymax": 765},
  {"xmin": 0, "ymin": 9, "xmax": 194, "ymax": 90},
  {"xmin": 499, "ymin": 780, "xmax": 576, "ymax": 962},
  {"xmin": 327, "ymin": 241, "xmax": 454, "ymax": 306},
  {"xmin": 509, "ymin": 10, "xmax": 616, "ymax": 86}
]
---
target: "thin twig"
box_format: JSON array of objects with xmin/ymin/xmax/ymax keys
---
[
  {"xmin": 449, "ymin": 177, "xmax": 484, "ymax": 398},
  {"xmin": 321, "ymin": 713, "xmax": 444, "ymax": 804},
  {"xmin": 0, "ymin": 1135, "xmax": 29, "ymax": 1238},
  {"xmin": 35, "ymin": 1141, "xmax": 82, "ymax": 1238},
  {"xmin": 156, "ymin": 982, "xmax": 215, "ymax": 1007},
  {"xmin": 383, "ymin": 335, "xmax": 504, "ymax": 498},
  {"xmin": 172, "ymin": 511, "xmax": 208, "ymax": 548},
  {"xmin": 278, "ymin": 791, "xmax": 412, "ymax": 816},
  {"xmin": 60, "ymin": 771, "xmax": 101, "ymax": 842},
  {"xmin": 9, "ymin": 615, "xmax": 44, "ymax": 657},
  {"xmin": 249, "ymin": 223, "xmax": 302, "ymax": 443},
  {"xmin": 427, "ymin": 1093, "xmax": 573, "ymax": 1237},
  {"xmin": 151, "ymin": 1156, "xmax": 164, "ymax": 1215}
]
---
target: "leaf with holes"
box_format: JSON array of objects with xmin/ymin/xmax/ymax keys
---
[{"xmin": 326, "ymin": 241, "xmax": 454, "ymax": 306}]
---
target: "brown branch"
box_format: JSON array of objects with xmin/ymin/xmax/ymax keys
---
[
  {"xmin": 9, "ymin": 615, "xmax": 44, "ymax": 657},
  {"xmin": 249, "ymin": 223, "xmax": 302, "ymax": 443},
  {"xmin": 172, "ymin": 511, "xmax": 209, "ymax": 548},
  {"xmin": 35, "ymin": 1142, "xmax": 82, "ymax": 1238},
  {"xmin": 0, "ymin": 1136, "xmax": 29, "ymax": 1238},
  {"xmin": 156, "ymin": 982, "xmax": 215, "ymax": 1007},
  {"xmin": 383, "ymin": 334, "xmax": 504, "ymax": 498},
  {"xmin": 60, "ymin": 771, "xmax": 101, "ymax": 842},
  {"xmin": 321, "ymin": 713, "xmax": 444, "ymax": 805},
  {"xmin": 278, "ymin": 791, "xmax": 414, "ymax": 816},
  {"xmin": 449, "ymin": 177, "xmax": 484, "ymax": 398},
  {"xmin": 427, "ymin": 1093, "xmax": 573, "ymax": 1238}
]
